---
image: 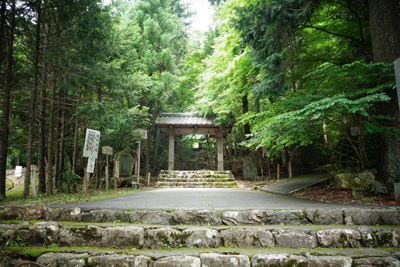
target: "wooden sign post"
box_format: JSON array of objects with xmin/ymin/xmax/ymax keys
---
[
  {"xmin": 31, "ymin": 165, "xmax": 37, "ymax": 199},
  {"xmin": 82, "ymin": 129, "xmax": 100, "ymax": 193},
  {"xmin": 102, "ymin": 146, "xmax": 113, "ymax": 190},
  {"xmin": 114, "ymin": 161, "xmax": 120, "ymax": 191},
  {"xmin": 134, "ymin": 129, "xmax": 148, "ymax": 185}
]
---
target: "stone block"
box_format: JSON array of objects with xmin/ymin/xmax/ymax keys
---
[
  {"xmin": 36, "ymin": 253, "xmax": 89, "ymax": 266},
  {"xmin": 88, "ymin": 255, "xmax": 136, "ymax": 266},
  {"xmin": 266, "ymin": 210, "xmax": 308, "ymax": 225},
  {"xmin": 44, "ymin": 207, "xmax": 81, "ymax": 222},
  {"xmin": 182, "ymin": 228, "xmax": 221, "ymax": 248},
  {"xmin": 152, "ymin": 256, "xmax": 201, "ymax": 267},
  {"xmin": 59, "ymin": 225, "xmax": 103, "ymax": 247},
  {"xmin": 88, "ymin": 209, "xmax": 129, "ymax": 223},
  {"xmin": 200, "ymin": 253, "xmax": 250, "ymax": 267},
  {"xmin": 0, "ymin": 204, "xmax": 45, "ymax": 220},
  {"xmin": 30, "ymin": 221, "xmax": 60, "ymax": 245},
  {"xmin": 316, "ymin": 229, "xmax": 361, "ymax": 248},
  {"xmin": 102, "ymin": 226, "xmax": 144, "ymax": 248},
  {"xmin": 220, "ymin": 228, "xmax": 274, "ymax": 247},
  {"xmin": 222, "ymin": 211, "xmax": 262, "ymax": 225},
  {"xmin": 305, "ymin": 209, "xmax": 343, "ymax": 225},
  {"xmin": 273, "ymin": 230, "xmax": 316, "ymax": 249},
  {"xmin": 251, "ymin": 254, "xmax": 307, "ymax": 267},
  {"xmin": 172, "ymin": 210, "xmax": 222, "ymax": 225},
  {"xmin": 143, "ymin": 227, "xmax": 183, "ymax": 249},
  {"xmin": 307, "ymin": 256, "xmax": 352, "ymax": 267},
  {"xmin": 353, "ymin": 257, "xmax": 400, "ymax": 267},
  {"xmin": 344, "ymin": 209, "xmax": 400, "ymax": 225},
  {"xmin": 129, "ymin": 210, "xmax": 173, "ymax": 225}
]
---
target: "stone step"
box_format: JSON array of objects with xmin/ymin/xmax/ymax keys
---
[
  {"xmin": 155, "ymin": 181, "xmax": 238, "ymax": 188},
  {"xmin": 3, "ymin": 245, "xmax": 400, "ymax": 267},
  {"xmin": 3, "ymin": 205, "xmax": 400, "ymax": 226},
  {"xmin": 1, "ymin": 221, "xmax": 400, "ymax": 251},
  {"xmin": 158, "ymin": 177, "xmax": 235, "ymax": 182},
  {"xmin": 160, "ymin": 170, "xmax": 233, "ymax": 175}
]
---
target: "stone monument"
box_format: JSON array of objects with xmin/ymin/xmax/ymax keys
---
[{"xmin": 114, "ymin": 149, "xmax": 135, "ymax": 178}]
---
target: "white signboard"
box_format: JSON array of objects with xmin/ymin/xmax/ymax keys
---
[
  {"xmin": 83, "ymin": 129, "xmax": 101, "ymax": 158},
  {"xmin": 87, "ymin": 158, "xmax": 96, "ymax": 173},
  {"xmin": 15, "ymin": 166, "xmax": 22, "ymax": 177},
  {"xmin": 102, "ymin": 146, "xmax": 113, "ymax": 155}
]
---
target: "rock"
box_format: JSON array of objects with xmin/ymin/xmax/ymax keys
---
[
  {"xmin": 36, "ymin": 252, "xmax": 89, "ymax": 266},
  {"xmin": 102, "ymin": 226, "xmax": 144, "ymax": 248},
  {"xmin": 143, "ymin": 228, "xmax": 183, "ymax": 249},
  {"xmin": 200, "ymin": 253, "xmax": 250, "ymax": 267},
  {"xmin": 172, "ymin": 210, "xmax": 222, "ymax": 226},
  {"xmin": 307, "ymin": 255, "xmax": 352, "ymax": 267},
  {"xmin": 86, "ymin": 209, "xmax": 129, "ymax": 223},
  {"xmin": 65, "ymin": 259, "xmax": 86, "ymax": 267},
  {"xmin": 0, "ymin": 252, "xmax": 14, "ymax": 267},
  {"xmin": 354, "ymin": 170, "xmax": 375, "ymax": 187},
  {"xmin": 88, "ymin": 254, "xmax": 136, "ymax": 266},
  {"xmin": 273, "ymin": 230, "xmax": 316, "ymax": 249},
  {"xmin": 59, "ymin": 225, "xmax": 103, "ymax": 247},
  {"xmin": 352, "ymin": 188, "xmax": 366, "ymax": 197},
  {"xmin": 183, "ymin": 228, "xmax": 221, "ymax": 248},
  {"xmin": 369, "ymin": 168, "xmax": 378, "ymax": 175},
  {"xmin": 333, "ymin": 173, "xmax": 358, "ymax": 190},
  {"xmin": 353, "ymin": 257, "xmax": 400, "ymax": 267},
  {"xmin": 358, "ymin": 227, "xmax": 395, "ymax": 247},
  {"xmin": 30, "ymin": 221, "xmax": 60, "ymax": 245},
  {"xmin": 134, "ymin": 255, "xmax": 153, "ymax": 267},
  {"xmin": 344, "ymin": 209, "xmax": 379, "ymax": 225},
  {"xmin": 266, "ymin": 210, "xmax": 308, "ymax": 225},
  {"xmin": 371, "ymin": 181, "xmax": 389, "ymax": 195},
  {"xmin": 152, "ymin": 256, "xmax": 201, "ymax": 267},
  {"xmin": 251, "ymin": 254, "xmax": 307, "ymax": 267},
  {"xmin": 220, "ymin": 228, "xmax": 275, "ymax": 247},
  {"xmin": 129, "ymin": 210, "xmax": 173, "ymax": 225},
  {"xmin": 394, "ymin": 229, "xmax": 400, "ymax": 247},
  {"xmin": 344, "ymin": 209, "xmax": 400, "ymax": 225},
  {"xmin": 222, "ymin": 211, "xmax": 262, "ymax": 225},
  {"xmin": 305, "ymin": 209, "xmax": 343, "ymax": 225},
  {"xmin": 243, "ymin": 152, "xmax": 258, "ymax": 181},
  {"xmin": 44, "ymin": 207, "xmax": 82, "ymax": 222},
  {"xmin": 0, "ymin": 204, "xmax": 45, "ymax": 220},
  {"xmin": 316, "ymin": 229, "xmax": 361, "ymax": 248},
  {"xmin": 109, "ymin": 177, "xmax": 123, "ymax": 188}
]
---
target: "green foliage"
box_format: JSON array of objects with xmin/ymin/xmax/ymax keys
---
[{"xmin": 60, "ymin": 168, "xmax": 81, "ymax": 194}]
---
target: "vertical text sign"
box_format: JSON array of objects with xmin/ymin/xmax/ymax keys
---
[
  {"xmin": 15, "ymin": 166, "xmax": 22, "ymax": 177},
  {"xmin": 87, "ymin": 158, "xmax": 96, "ymax": 173},
  {"xmin": 83, "ymin": 129, "xmax": 101, "ymax": 158}
]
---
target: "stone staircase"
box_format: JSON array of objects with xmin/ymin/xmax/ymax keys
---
[
  {"xmin": 1, "ymin": 205, "xmax": 400, "ymax": 266},
  {"xmin": 156, "ymin": 170, "xmax": 238, "ymax": 188}
]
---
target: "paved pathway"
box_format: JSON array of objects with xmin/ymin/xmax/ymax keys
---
[
  {"xmin": 260, "ymin": 175, "xmax": 331, "ymax": 195},
  {"xmin": 55, "ymin": 188, "xmax": 391, "ymax": 211}
]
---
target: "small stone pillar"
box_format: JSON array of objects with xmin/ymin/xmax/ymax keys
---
[
  {"xmin": 217, "ymin": 132, "xmax": 224, "ymax": 171},
  {"xmin": 168, "ymin": 130, "xmax": 175, "ymax": 170}
]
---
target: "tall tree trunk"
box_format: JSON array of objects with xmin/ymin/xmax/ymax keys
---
[
  {"xmin": 38, "ymin": 23, "xmax": 49, "ymax": 194},
  {"xmin": 242, "ymin": 93, "xmax": 250, "ymax": 156},
  {"xmin": 46, "ymin": 60, "xmax": 57, "ymax": 195},
  {"xmin": 72, "ymin": 91, "xmax": 81, "ymax": 192},
  {"xmin": 0, "ymin": 0, "xmax": 15, "ymax": 199},
  {"xmin": 57, "ymin": 88, "xmax": 66, "ymax": 190},
  {"xmin": 23, "ymin": 3, "xmax": 41, "ymax": 197},
  {"xmin": 368, "ymin": 0, "xmax": 400, "ymax": 184},
  {"xmin": 152, "ymin": 126, "xmax": 160, "ymax": 175},
  {"xmin": 0, "ymin": 0, "xmax": 6, "ymax": 72},
  {"xmin": 96, "ymin": 87, "xmax": 101, "ymax": 188}
]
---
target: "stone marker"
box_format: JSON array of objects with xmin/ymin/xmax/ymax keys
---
[
  {"xmin": 114, "ymin": 149, "xmax": 134, "ymax": 178},
  {"xmin": 243, "ymin": 152, "xmax": 258, "ymax": 180},
  {"xmin": 395, "ymin": 183, "xmax": 400, "ymax": 202}
]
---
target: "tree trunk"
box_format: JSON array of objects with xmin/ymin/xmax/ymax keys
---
[
  {"xmin": 0, "ymin": 0, "xmax": 15, "ymax": 199},
  {"xmin": 38, "ymin": 24, "xmax": 49, "ymax": 194},
  {"xmin": 368, "ymin": 0, "xmax": 400, "ymax": 184},
  {"xmin": 57, "ymin": 88, "xmax": 66, "ymax": 190},
  {"xmin": 23, "ymin": 4, "xmax": 41, "ymax": 197},
  {"xmin": 146, "ymin": 125, "xmax": 151, "ymax": 177},
  {"xmin": 152, "ymin": 125, "xmax": 160, "ymax": 175}
]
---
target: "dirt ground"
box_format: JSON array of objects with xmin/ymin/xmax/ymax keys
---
[{"xmin": 236, "ymin": 177, "xmax": 399, "ymax": 207}]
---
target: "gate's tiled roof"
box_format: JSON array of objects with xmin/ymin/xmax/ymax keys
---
[{"xmin": 155, "ymin": 113, "xmax": 216, "ymax": 126}]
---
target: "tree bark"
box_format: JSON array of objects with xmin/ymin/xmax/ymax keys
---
[
  {"xmin": 23, "ymin": 3, "xmax": 41, "ymax": 197},
  {"xmin": 57, "ymin": 87, "xmax": 66, "ymax": 190},
  {"xmin": 152, "ymin": 125, "xmax": 160, "ymax": 176},
  {"xmin": 38, "ymin": 23, "xmax": 49, "ymax": 194},
  {"xmin": 0, "ymin": 0, "xmax": 15, "ymax": 199},
  {"xmin": 368, "ymin": 0, "xmax": 400, "ymax": 184}
]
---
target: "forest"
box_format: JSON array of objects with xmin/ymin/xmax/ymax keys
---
[{"xmin": 0, "ymin": 0, "xmax": 400, "ymax": 199}]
